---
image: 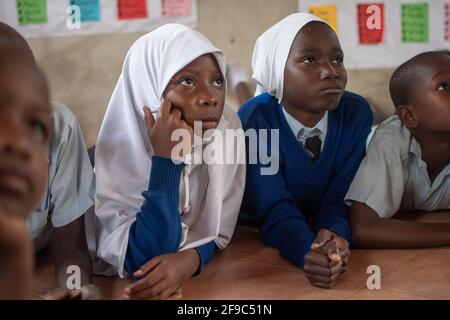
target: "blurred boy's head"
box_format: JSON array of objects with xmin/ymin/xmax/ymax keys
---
[
  {"xmin": 389, "ymin": 51, "xmax": 450, "ymax": 137},
  {"xmin": 0, "ymin": 22, "xmax": 52, "ymax": 218}
]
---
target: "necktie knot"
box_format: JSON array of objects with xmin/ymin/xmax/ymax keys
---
[{"xmin": 304, "ymin": 135, "xmax": 322, "ymax": 162}]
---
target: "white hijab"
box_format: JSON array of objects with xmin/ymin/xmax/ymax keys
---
[
  {"xmin": 94, "ymin": 24, "xmax": 246, "ymax": 277},
  {"xmin": 252, "ymin": 13, "xmax": 325, "ymax": 102}
]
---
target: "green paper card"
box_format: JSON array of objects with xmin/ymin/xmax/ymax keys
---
[
  {"xmin": 401, "ymin": 3, "xmax": 429, "ymax": 43},
  {"xmin": 16, "ymin": 0, "xmax": 48, "ymax": 26}
]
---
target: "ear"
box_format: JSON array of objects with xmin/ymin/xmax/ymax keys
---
[{"xmin": 397, "ymin": 104, "xmax": 418, "ymax": 129}]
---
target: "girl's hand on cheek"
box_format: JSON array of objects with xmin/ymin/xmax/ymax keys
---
[{"xmin": 144, "ymin": 99, "xmax": 193, "ymax": 161}]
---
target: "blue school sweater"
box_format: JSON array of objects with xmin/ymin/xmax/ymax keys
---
[
  {"xmin": 124, "ymin": 156, "xmax": 216, "ymax": 279},
  {"xmin": 238, "ymin": 91, "xmax": 372, "ymax": 268}
]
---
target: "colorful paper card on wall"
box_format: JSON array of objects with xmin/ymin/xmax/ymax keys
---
[
  {"xmin": 161, "ymin": 0, "xmax": 191, "ymax": 18},
  {"xmin": 357, "ymin": 3, "xmax": 384, "ymax": 44},
  {"xmin": 445, "ymin": 3, "xmax": 450, "ymax": 41},
  {"xmin": 117, "ymin": 0, "xmax": 148, "ymax": 20},
  {"xmin": 401, "ymin": 3, "xmax": 429, "ymax": 43},
  {"xmin": 70, "ymin": 0, "xmax": 100, "ymax": 22},
  {"xmin": 16, "ymin": 0, "xmax": 48, "ymax": 26},
  {"xmin": 309, "ymin": 4, "xmax": 338, "ymax": 34}
]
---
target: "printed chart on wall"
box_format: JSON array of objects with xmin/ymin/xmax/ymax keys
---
[
  {"xmin": 0, "ymin": 0, "xmax": 197, "ymax": 38},
  {"xmin": 298, "ymin": 0, "xmax": 450, "ymax": 69}
]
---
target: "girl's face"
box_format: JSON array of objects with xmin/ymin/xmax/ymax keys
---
[
  {"xmin": 282, "ymin": 22, "xmax": 347, "ymax": 114},
  {"xmin": 163, "ymin": 53, "xmax": 225, "ymax": 133}
]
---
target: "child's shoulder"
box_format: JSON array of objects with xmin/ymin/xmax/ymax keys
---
[
  {"xmin": 369, "ymin": 115, "xmax": 411, "ymax": 155},
  {"xmin": 49, "ymin": 101, "xmax": 82, "ymax": 149},
  {"xmin": 237, "ymin": 92, "xmax": 278, "ymax": 127},
  {"xmin": 51, "ymin": 101, "xmax": 78, "ymax": 131}
]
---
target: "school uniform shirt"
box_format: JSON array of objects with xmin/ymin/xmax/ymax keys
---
[
  {"xmin": 26, "ymin": 102, "xmax": 95, "ymax": 252},
  {"xmin": 345, "ymin": 115, "xmax": 450, "ymax": 218},
  {"xmin": 238, "ymin": 92, "xmax": 373, "ymax": 268},
  {"xmin": 282, "ymin": 107, "xmax": 328, "ymax": 152},
  {"xmin": 94, "ymin": 24, "xmax": 246, "ymax": 278}
]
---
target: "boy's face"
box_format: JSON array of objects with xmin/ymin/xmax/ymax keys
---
[
  {"xmin": 163, "ymin": 54, "xmax": 226, "ymax": 134},
  {"xmin": 282, "ymin": 22, "xmax": 347, "ymax": 113},
  {"xmin": 0, "ymin": 53, "xmax": 52, "ymax": 218},
  {"xmin": 406, "ymin": 55, "xmax": 450, "ymax": 136}
]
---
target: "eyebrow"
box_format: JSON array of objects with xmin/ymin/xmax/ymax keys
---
[
  {"xmin": 171, "ymin": 68, "xmax": 223, "ymax": 80},
  {"xmin": 296, "ymin": 47, "xmax": 343, "ymax": 54},
  {"xmin": 431, "ymin": 71, "xmax": 450, "ymax": 81}
]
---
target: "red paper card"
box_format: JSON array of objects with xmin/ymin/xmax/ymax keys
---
[
  {"xmin": 117, "ymin": 0, "xmax": 148, "ymax": 20},
  {"xmin": 357, "ymin": 3, "xmax": 384, "ymax": 44},
  {"xmin": 445, "ymin": 3, "xmax": 450, "ymax": 41}
]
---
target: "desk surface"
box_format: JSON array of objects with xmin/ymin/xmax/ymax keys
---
[{"xmin": 32, "ymin": 211, "xmax": 450, "ymax": 300}]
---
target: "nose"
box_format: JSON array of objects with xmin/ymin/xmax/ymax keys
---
[
  {"xmin": 198, "ymin": 86, "xmax": 218, "ymax": 108},
  {"xmin": 0, "ymin": 115, "xmax": 32, "ymax": 161},
  {"xmin": 320, "ymin": 61, "xmax": 339, "ymax": 80}
]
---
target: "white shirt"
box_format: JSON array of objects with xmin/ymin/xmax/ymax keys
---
[
  {"xmin": 282, "ymin": 107, "xmax": 328, "ymax": 152},
  {"xmin": 345, "ymin": 116, "xmax": 450, "ymax": 218},
  {"xmin": 27, "ymin": 102, "xmax": 95, "ymax": 252}
]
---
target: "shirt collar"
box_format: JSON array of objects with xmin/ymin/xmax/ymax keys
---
[{"xmin": 282, "ymin": 106, "xmax": 328, "ymax": 139}]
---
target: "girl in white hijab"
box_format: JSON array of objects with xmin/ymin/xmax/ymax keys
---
[
  {"xmin": 252, "ymin": 13, "xmax": 325, "ymax": 101},
  {"xmin": 94, "ymin": 24, "xmax": 245, "ymax": 300},
  {"xmin": 239, "ymin": 13, "xmax": 373, "ymax": 290}
]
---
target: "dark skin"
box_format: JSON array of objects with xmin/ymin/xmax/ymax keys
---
[
  {"xmin": 0, "ymin": 51, "xmax": 52, "ymax": 299},
  {"xmin": 0, "ymin": 23, "xmax": 98, "ymax": 299},
  {"xmin": 47, "ymin": 216, "xmax": 99, "ymax": 300},
  {"xmin": 351, "ymin": 54, "xmax": 450, "ymax": 249},
  {"xmin": 281, "ymin": 22, "xmax": 349, "ymax": 288},
  {"xmin": 282, "ymin": 22, "xmax": 347, "ymax": 127},
  {"xmin": 124, "ymin": 54, "xmax": 226, "ymax": 300}
]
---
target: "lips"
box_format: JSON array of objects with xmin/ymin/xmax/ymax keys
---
[
  {"xmin": 321, "ymin": 88, "xmax": 343, "ymax": 94},
  {"xmin": 201, "ymin": 117, "xmax": 219, "ymax": 130},
  {"xmin": 320, "ymin": 83, "xmax": 343, "ymax": 95},
  {"xmin": 0, "ymin": 167, "xmax": 32, "ymax": 196}
]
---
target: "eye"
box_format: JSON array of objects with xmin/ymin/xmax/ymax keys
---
[
  {"xmin": 333, "ymin": 56, "xmax": 344, "ymax": 65},
  {"xmin": 213, "ymin": 76, "xmax": 224, "ymax": 87},
  {"xmin": 301, "ymin": 56, "xmax": 315, "ymax": 64},
  {"xmin": 438, "ymin": 82, "xmax": 449, "ymax": 91},
  {"xmin": 28, "ymin": 118, "xmax": 47, "ymax": 141},
  {"xmin": 179, "ymin": 77, "xmax": 195, "ymax": 87}
]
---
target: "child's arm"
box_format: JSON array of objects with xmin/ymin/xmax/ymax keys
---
[
  {"xmin": 245, "ymin": 158, "xmax": 316, "ymax": 268},
  {"xmin": 43, "ymin": 106, "xmax": 98, "ymax": 299},
  {"xmin": 125, "ymin": 101, "xmax": 193, "ymax": 276},
  {"xmin": 314, "ymin": 103, "xmax": 373, "ymax": 244},
  {"xmin": 124, "ymin": 156, "xmax": 185, "ymax": 276},
  {"xmin": 351, "ymin": 201, "xmax": 450, "ymax": 248},
  {"xmin": 0, "ymin": 213, "xmax": 33, "ymax": 300},
  {"xmin": 51, "ymin": 215, "xmax": 96, "ymax": 295}
]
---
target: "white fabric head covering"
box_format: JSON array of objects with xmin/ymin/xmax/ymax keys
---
[
  {"xmin": 94, "ymin": 24, "xmax": 246, "ymax": 277},
  {"xmin": 252, "ymin": 13, "xmax": 325, "ymax": 102}
]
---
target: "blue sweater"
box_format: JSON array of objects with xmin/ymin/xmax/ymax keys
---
[
  {"xmin": 238, "ymin": 92, "xmax": 372, "ymax": 268},
  {"xmin": 124, "ymin": 156, "xmax": 216, "ymax": 279}
]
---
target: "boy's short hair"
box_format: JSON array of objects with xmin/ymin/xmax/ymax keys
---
[
  {"xmin": 0, "ymin": 22, "xmax": 35, "ymax": 62},
  {"xmin": 389, "ymin": 51, "xmax": 448, "ymax": 108}
]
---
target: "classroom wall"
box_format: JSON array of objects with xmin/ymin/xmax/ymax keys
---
[{"xmin": 27, "ymin": 0, "xmax": 395, "ymax": 147}]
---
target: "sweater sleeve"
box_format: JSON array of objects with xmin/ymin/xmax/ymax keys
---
[
  {"xmin": 314, "ymin": 105, "xmax": 373, "ymax": 244},
  {"xmin": 244, "ymin": 148, "xmax": 315, "ymax": 269},
  {"xmin": 124, "ymin": 156, "xmax": 185, "ymax": 277},
  {"xmin": 192, "ymin": 241, "xmax": 217, "ymax": 276}
]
